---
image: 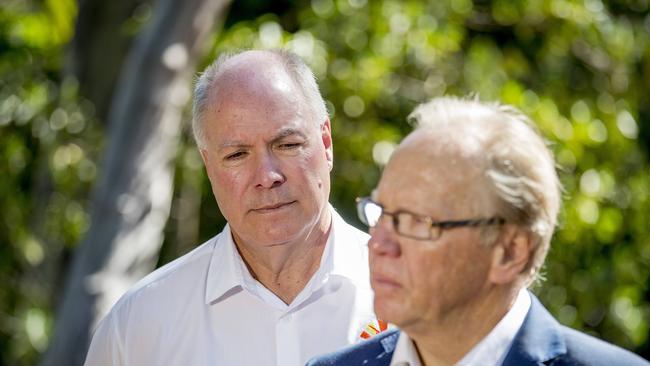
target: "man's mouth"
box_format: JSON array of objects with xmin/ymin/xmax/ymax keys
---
[
  {"xmin": 252, "ymin": 201, "xmax": 297, "ymax": 213},
  {"xmin": 371, "ymin": 274, "xmax": 401, "ymax": 291}
]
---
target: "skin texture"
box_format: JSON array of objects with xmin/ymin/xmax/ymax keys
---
[
  {"xmin": 199, "ymin": 51, "xmax": 333, "ymax": 304},
  {"xmin": 369, "ymin": 130, "xmax": 532, "ymax": 366}
]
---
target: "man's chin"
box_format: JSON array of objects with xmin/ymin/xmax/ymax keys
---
[
  {"xmin": 373, "ymin": 299, "xmax": 402, "ymax": 325},
  {"xmin": 233, "ymin": 212, "xmax": 325, "ymax": 248},
  {"xmin": 252, "ymin": 227, "xmax": 306, "ymax": 247}
]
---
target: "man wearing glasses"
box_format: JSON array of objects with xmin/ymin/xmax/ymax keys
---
[{"xmin": 308, "ymin": 97, "xmax": 648, "ymax": 366}]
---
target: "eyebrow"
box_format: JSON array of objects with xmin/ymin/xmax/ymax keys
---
[
  {"xmin": 270, "ymin": 128, "xmax": 307, "ymax": 144},
  {"xmin": 217, "ymin": 140, "xmax": 251, "ymax": 152},
  {"xmin": 216, "ymin": 128, "xmax": 308, "ymax": 152}
]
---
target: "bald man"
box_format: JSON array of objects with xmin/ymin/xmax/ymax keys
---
[{"xmin": 84, "ymin": 49, "xmax": 376, "ymax": 366}]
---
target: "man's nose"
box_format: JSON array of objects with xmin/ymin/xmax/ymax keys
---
[
  {"xmin": 255, "ymin": 151, "xmax": 285, "ymax": 189},
  {"xmin": 369, "ymin": 217, "xmax": 401, "ymax": 257}
]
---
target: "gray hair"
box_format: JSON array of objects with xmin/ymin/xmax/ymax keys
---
[
  {"xmin": 192, "ymin": 49, "xmax": 328, "ymax": 149},
  {"xmin": 408, "ymin": 96, "xmax": 562, "ymax": 285}
]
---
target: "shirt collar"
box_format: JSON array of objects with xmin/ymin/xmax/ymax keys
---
[
  {"xmin": 289, "ymin": 205, "xmax": 369, "ymax": 307},
  {"xmin": 327, "ymin": 206, "xmax": 370, "ymax": 283},
  {"xmin": 390, "ymin": 332, "xmax": 422, "ymax": 366},
  {"xmin": 457, "ymin": 288, "xmax": 531, "ymax": 366},
  {"xmin": 390, "ymin": 289, "xmax": 531, "ymax": 366},
  {"xmin": 204, "ymin": 224, "xmax": 250, "ymax": 305},
  {"xmin": 204, "ymin": 204, "xmax": 369, "ymax": 305}
]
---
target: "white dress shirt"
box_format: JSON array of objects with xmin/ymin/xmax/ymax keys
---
[
  {"xmin": 84, "ymin": 206, "xmax": 376, "ymax": 366},
  {"xmin": 390, "ymin": 289, "xmax": 531, "ymax": 366}
]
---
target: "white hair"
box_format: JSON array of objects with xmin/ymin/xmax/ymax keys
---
[
  {"xmin": 408, "ymin": 96, "xmax": 562, "ymax": 285},
  {"xmin": 191, "ymin": 49, "xmax": 328, "ymax": 149}
]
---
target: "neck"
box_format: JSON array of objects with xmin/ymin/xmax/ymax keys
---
[
  {"xmin": 234, "ymin": 210, "xmax": 332, "ymax": 304},
  {"xmin": 408, "ymin": 286, "xmax": 519, "ymax": 366}
]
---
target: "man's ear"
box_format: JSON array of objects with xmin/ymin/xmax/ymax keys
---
[
  {"xmin": 321, "ymin": 118, "xmax": 333, "ymax": 171},
  {"xmin": 488, "ymin": 225, "xmax": 533, "ymax": 285}
]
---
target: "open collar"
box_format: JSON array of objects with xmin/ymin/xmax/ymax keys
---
[
  {"xmin": 203, "ymin": 205, "xmax": 370, "ymax": 305},
  {"xmin": 204, "ymin": 224, "xmax": 250, "ymax": 304},
  {"xmin": 327, "ymin": 206, "xmax": 370, "ymax": 284}
]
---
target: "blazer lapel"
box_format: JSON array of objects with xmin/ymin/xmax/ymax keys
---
[
  {"xmin": 502, "ymin": 292, "xmax": 567, "ymax": 366},
  {"xmin": 373, "ymin": 330, "xmax": 399, "ymax": 366}
]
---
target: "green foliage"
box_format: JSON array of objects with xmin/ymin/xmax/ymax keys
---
[
  {"xmin": 0, "ymin": 1, "xmax": 101, "ymax": 365},
  {"xmin": 1, "ymin": 0, "xmax": 649, "ymax": 363}
]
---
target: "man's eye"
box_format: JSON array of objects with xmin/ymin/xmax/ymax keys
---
[
  {"xmin": 278, "ymin": 142, "xmax": 302, "ymax": 150},
  {"xmin": 224, "ymin": 151, "xmax": 247, "ymax": 160}
]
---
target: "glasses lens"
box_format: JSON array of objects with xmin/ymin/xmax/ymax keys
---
[
  {"xmin": 357, "ymin": 198, "xmax": 382, "ymax": 227},
  {"xmin": 396, "ymin": 212, "xmax": 430, "ymax": 240}
]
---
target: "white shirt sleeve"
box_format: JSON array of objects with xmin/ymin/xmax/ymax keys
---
[{"xmin": 84, "ymin": 311, "xmax": 125, "ymax": 366}]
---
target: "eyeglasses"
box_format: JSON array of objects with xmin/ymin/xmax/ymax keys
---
[{"xmin": 356, "ymin": 197, "xmax": 505, "ymax": 241}]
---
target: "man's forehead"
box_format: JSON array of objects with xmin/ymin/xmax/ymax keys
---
[
  {"xmin": 220, "ymin": 50, "xmax": 280, "ymax": 70},
  {"xmin": 213, "ymin": 52, "xmax": 291, "ymax": 93},
  {"xmin": 202, "ymin": 73, "xmax": 309, "ymax": 142},
  {"xmin": 394, "ymin": 131, "xmax": 481, "ymax": 174},
  {"xmin": 377, "ymin": 132, "xmax": 487, "ymax": 214},
  {"xmin": 210, "ymin": 73, "xmax": 294, "ymax": 106},
  {"xmin": 401, "ymin": 128, "xmax": 484, "ymax": 160}
]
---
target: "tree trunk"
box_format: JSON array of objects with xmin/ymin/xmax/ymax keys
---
[
  {"xmin": 67, "ymin": 0, "xmax": 149, "ymax": 123},
  {"xmin": 27, "ymin": 0, "xmax": 149, "ymax": 327},
  {"xmin": 41, "ymin": 0, "xmax": 232, "ymax": 365}
]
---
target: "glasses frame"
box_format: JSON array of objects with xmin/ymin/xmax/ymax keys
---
[{"xmin": 356, "ymin": 197, "xmax": 505, "ymax": 241}]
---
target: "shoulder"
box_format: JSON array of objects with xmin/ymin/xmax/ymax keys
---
[
  {"xmin": 108, "ymin": 234, "xmax": 219, "ymax": 319},
  {"xmin": 86, "ymin": 235, "xmax": 221, "ymax": 364},
  {"xmin": 307, "ymin": 329, "xmax": 399, "ymax": 366},
  {"xmin": 123, "ymin": 235, "xmax": 216, "ymax": 296},
  {"xmin": 555, "ymin": 325, "xmax": 649, "ymax": 366},
  {"xmin": 508, "ymin": 293, "xmax": 648, "ymax": 366}
]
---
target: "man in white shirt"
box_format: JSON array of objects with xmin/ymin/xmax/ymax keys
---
[
  {"xmin": 308, "ymin": 97, "xmax": 649, "ymax": 366},
  {"xmin": 84, "ymin": 49, "xmax": 377, "ymax": 366}
]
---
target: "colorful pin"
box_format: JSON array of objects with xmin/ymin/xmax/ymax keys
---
[{"xmin": 359, "ymin": 319, "xmax": 388, "ymax": 339}]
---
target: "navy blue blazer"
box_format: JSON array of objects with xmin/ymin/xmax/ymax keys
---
[{"xmin": 306, "ymin": 293, "xmax": 649, "ymax": 366}]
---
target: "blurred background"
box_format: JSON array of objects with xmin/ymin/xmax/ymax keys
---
[{"xmin": 1, "ymin": 0, "xmax": 649, "ymax": 364}]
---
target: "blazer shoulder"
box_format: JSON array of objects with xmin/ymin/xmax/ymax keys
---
[
  {"xmin": 556, "ymin": 325, "xmax": 649, "ymax": 366},
  {"xmin": 505, "ymin": 293, "xmax": 649, "ymax": 366},
  {"xmin": 306, "ymin": 329, "xmax": 400, "ymax": 366}
]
